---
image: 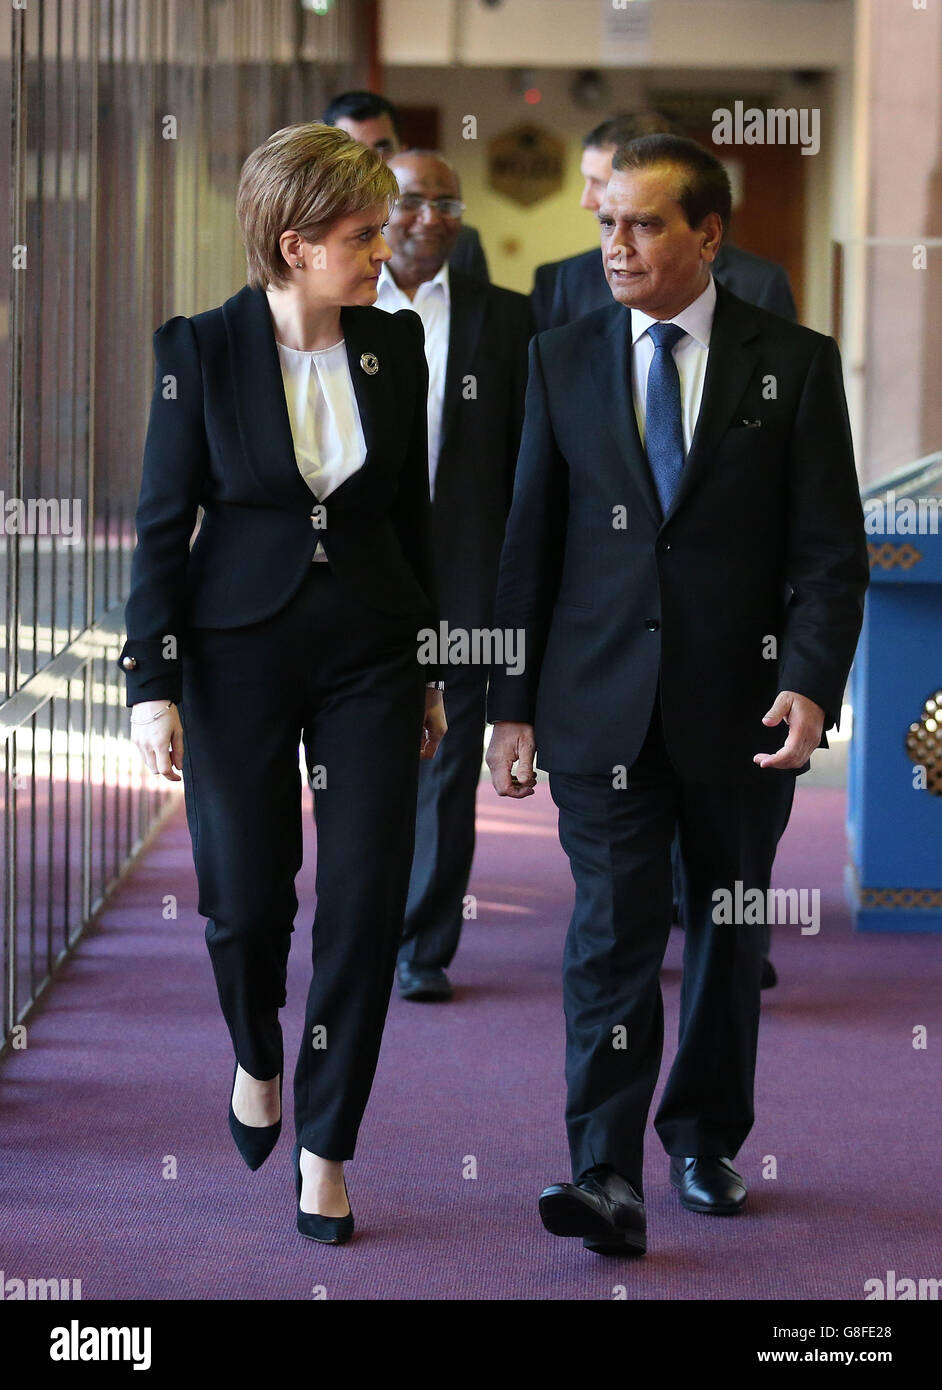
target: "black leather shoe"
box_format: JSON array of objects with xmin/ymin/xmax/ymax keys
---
[
  {"xmin": 670, "ymin": 1156, "xmax": 747, "ymax": 1214},
  {"xmin": 396, "ymin": 963, "xmax": 453, "ymax": 1001},
  {"xmin": 761, "ymin": 957, "xmax": 778, "ymax": 989},
  {"xmin": 539, "ymin": 1167, "xmax": 646, "ymax": 1255},
  {"xmin": 293, "ymin": 1143, "xmax": 354, "ymax": 1245},
  {"xmin": 228, "ymin": 1063, "xmax": 282, "ymax": 1171}
]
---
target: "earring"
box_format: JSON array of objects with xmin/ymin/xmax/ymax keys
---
[{"xmin": 295, "ymin": 259, "xmax": 303, "ymax": 269}]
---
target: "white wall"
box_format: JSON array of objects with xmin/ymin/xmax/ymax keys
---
[{"xmin": 381, "ymin": 0, "xmax": 853, "ymax": 69}]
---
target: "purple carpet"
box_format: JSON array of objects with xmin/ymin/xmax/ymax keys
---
[{"xmin": 2, "ymin": 782, "xmax": 940, "ymax": 1300}]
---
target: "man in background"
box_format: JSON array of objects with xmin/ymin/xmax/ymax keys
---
[
  {"xmin": 373, "ymin": 151, "xmax": 533, "ymax": 1001},
  {"xmin": 324, "ymin": 91, "xmax": 490, "ymax": 282},
  {"xmin": 532, "ymin": 112, "xmax": 797, "ymax": 332}
]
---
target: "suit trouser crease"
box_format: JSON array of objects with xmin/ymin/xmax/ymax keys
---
[
  {"xmin": 548, "ymin": 705, "xmax": 795, "ymax": 1194},
  {"xmin": 400, "ymin": 666, "xmax": 488, "ymax": 969},
  {"xmin": 180, "ymin": 565, "xmax": 427, "ymax": 1160}
]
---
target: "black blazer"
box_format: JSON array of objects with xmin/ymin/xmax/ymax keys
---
[
  {"xmin": 119, "ymin": 284, "xmax": 442, "ymax": 704},
  {"xmin": 430, "ymin": 267, "xmax": 533, "ymax": 634},
  {"xmin": 486, "ymin": 284, "xmax": 869, "ymax": 780},
  {"xmin": 449, "ymin": 224, "xmax": 490, "ymax": 282},
  {"xmin": 531, "ymin": 242, "xmax": 797, "ymax": 332}
]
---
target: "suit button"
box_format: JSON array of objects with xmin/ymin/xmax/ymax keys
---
[
  {"xmin": 121, "ymin": 656, "xmax": 137, "ymax": 670},
  {"xmin": 645, "ymin": 619, "xmax": 660, "ymax": 632},
  {"xmin": 663, "ymin": 542, "xmax": 672, "ymax": 552}
]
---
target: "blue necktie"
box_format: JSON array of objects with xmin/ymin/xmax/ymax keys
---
[{"xmin": 644, "ymin": 321, "xmax": 687, "ymax": 518}]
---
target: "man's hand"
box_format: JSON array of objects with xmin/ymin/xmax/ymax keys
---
[
  {"xmin": 486, "ymin": 721, "xmax": 537, "ymax": 798},
  {"xmin": 754, "ymin": 690, "xmax": 825, "ymax": 770},
  {"xmin": 421, "ymin": 689, "xmax": 447, "ymax": 760}
]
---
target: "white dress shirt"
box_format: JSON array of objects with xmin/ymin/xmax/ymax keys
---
[
  {"xmin": 374, "ymin": 260, "xmax": 449, "ymax": 499},
  {"xmin": 630, "ymin": 275, "xmax": 717, "ymax": 453},
  {"xmin": 276, "ymin": 338, "xmax": 367, "ymax": 562}
]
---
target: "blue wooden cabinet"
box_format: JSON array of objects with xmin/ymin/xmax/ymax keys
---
[{"xmin": 847, "ymin": 454, "xmax": 942, "ymax": 931}]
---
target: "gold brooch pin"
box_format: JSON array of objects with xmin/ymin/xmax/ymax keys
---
[{"xmin": 359, "ymin": 352, "xmax": 379, "ymax": 375}]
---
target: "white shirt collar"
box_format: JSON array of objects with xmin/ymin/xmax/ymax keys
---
[
  {"xmin": 377, "ymin": 258, "xmax": 450, "ymax": 307},
  {"xmin": 630, "ymin": 274, "xmax": 716, "ymax": 349}
]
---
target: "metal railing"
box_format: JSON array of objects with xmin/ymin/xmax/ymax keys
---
[{"xmin": 1, "ymin": 0, "xmax": 368, "ymax": 1055}]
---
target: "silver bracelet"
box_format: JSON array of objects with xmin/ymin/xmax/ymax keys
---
[
  {"xmin": 426, "ymin": 681, "xmax": 445, "ymax": 691},
  {"xmin": 130, "ymin": 702, "xmax": 173, "ymax": 726}
]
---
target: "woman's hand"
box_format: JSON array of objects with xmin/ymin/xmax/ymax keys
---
[
  {"xmin": 130, "ymin": 700, "xmax": 184, "ymax": 782},
  {"xmin": 421, "ymin": 689, "xmax": 447, "ymax": 760}
]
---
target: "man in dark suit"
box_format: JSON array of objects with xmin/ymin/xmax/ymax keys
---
[
  {"xmin": 534, "ymin": 114, "xmax": 797, "ymax": 990},
  {"xmin": 371, "ymin": 151, "xmax": 532, "ymax": 1001},
  {"xmin": 532, "ymin": 114, "xmax": 797, "ymax": 331},
  {"xmin": 487, "ymin": 135, "xmax": 868, "ymax": 1255},
  {"xmin": 324, "ymin": 91, "xmax": 489, "ymax": 282}
]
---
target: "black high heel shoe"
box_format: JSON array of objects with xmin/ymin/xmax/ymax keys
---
[
  {"xmin": 228, "ymin": 1062, "xmax": 282, "ymax": 1171},
  {"xmin": 292, "ymin": 1142, "xmax": 354, "ymax": 1245}
]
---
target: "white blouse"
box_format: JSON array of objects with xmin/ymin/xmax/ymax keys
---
[{"xmin": 276, "ymin": 338, "xmax": 367, "ymax": 562}]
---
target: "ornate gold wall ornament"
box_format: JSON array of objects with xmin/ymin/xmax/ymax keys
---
[
  {"xmin": 905, "ymin": 688, "xmax": 942, "ymax": 795},
  {"xmin": 487, "ymin": 123, "xmax": 565, "ymax": 207}
]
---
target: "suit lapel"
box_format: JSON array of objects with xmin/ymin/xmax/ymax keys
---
[
  {"xmin": 439, "ymin": 270, "xmax": 486, "ymax": 456},
  {"xmin": 589, "ymin": 285, "xmax": 762, "ymax": 528},
  {"xmin": 222, "ymin": 285, "xmax": 318, "ymax": 512},
  {"xmin": 590, "ymin": 305, "xmax": 663, "ymax": 526},
  {"xmin": 222, "ymin": 286, "xmax": 390, "ymax": 512},
  {"xmin": 663, "ymin": 283, "xmax": 760, "ymax": 522},
  {"xmin": 340, "ymin": 304, "xmax": 397, "ymax": 472}
]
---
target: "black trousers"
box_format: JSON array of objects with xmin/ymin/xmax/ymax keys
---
[
  {"xmin": 548, "ymin": 700, "xmax": 795, "ymax": 1198},
  {"xmin": 399, "ymin": 665, "xmax": 489, "ymax": 969},
  {"xmin": 179, "ymin": 564, "xmax": 427, "ymax": 1160},
  {"xmin": 671, "ymin": 839, "xmax": 773, "ymax": 956}
]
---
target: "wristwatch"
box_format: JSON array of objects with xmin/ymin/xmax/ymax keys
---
[{"xmin": 426, "ymin": 681, "xmax": 445, "ymax": 691}]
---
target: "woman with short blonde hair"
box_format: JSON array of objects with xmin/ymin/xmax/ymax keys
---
[
  {"xmin": 120, "ymin": 122, "xmax": 446, "ymax": 1244},
  {"xmin": 237, "ymin": 123, "xmax": 399, "ymax": 289}
]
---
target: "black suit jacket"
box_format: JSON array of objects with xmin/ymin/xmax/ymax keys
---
[
  {"xmin": 119, "ymin": 284, "xmax": 442, "ymax": 704},
  {"xmin": 531, "ymin": 242, "xmax": 797, "ymax": 331},
  {"xmin": 431, "ymin": 268, "xmax": 532, "ymax": 634},
  {"xmin": 449, "ymin": 224, "xmax": 489, "ymax": 282},
  {"xmin": 486, "ymin": 284, "xmax": 869, "ymax": 780}
]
